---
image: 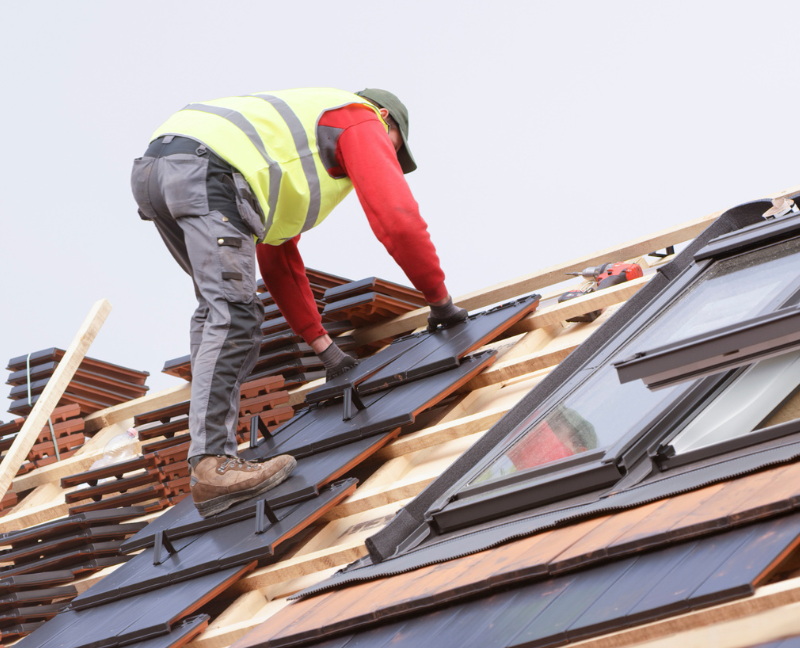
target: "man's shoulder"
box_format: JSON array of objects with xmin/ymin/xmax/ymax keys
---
[{"xmin": 319, "ymin": 103, "xmax": 381, "ymax": 130}]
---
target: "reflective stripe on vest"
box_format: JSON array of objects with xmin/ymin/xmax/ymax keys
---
[{"xmin": 151, "ymin": 88, "xmax": 386, "ymax": 245}]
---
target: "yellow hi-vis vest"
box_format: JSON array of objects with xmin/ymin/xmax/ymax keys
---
[{"xmin": 151, "ymin": 88, "xmax": 386, "ymax": 245}]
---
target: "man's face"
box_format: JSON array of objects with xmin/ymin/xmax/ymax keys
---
[
  {"xmin": 379, "ymin": 108, "xmax": 403, "ymax": 152},
  {"xmin": 387, "ymin": 117, "xmax": 403, "ymax": 152}
]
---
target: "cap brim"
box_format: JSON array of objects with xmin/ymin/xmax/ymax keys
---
[{"xmin": 397, "ymin": 133, "xmax": 417, "ymax": 174}]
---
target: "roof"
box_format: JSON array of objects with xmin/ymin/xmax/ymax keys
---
[{"xmin": 4, "ymin": 186, "xmax": 800, "ymax": 648}]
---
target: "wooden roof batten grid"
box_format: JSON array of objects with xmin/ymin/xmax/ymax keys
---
[{"xmin": 6, "ymin": 184, "xmax": 800, "ymax": 648}]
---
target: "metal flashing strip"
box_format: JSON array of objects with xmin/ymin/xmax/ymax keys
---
[
  {"xmin": 241, "ymin": 514, "xmax": 800, "ymax": 648},
  {"xmin": 297, "ymin": 440, "xmax": 800, "ymax": 599},
  {"xmin": 15, "ymin": 564, "xmax": 251, "ymax": 648},
  {"xmin": 74, "ymin": 480, "xmax": 355, "ymax": 609}
]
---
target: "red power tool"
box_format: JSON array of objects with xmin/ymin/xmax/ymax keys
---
[{"xmin": 558, "ymin": 262, "xmax": 643, "ymax": 323}]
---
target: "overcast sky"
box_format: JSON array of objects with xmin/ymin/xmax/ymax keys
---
[{"xmin": 2, "ymin": 1, "xmax": 799, "ymax": 404}]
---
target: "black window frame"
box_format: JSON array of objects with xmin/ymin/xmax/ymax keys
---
[
  {"xmin": 428, "ymin": 212, "xmax": 800, "ymax": 534},
  {"xmin": 613, "ymin": 305, "xmax": 800, "ymax": 390}
]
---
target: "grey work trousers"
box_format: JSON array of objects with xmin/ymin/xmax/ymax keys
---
[{"xmin": 130, "ymin": 136, "xmax": 263, "ymax": 460}]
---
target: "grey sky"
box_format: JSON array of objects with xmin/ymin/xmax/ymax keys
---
[{"xmin": 2, "ymin": 1, "xmax": 799, "ymax": 402}]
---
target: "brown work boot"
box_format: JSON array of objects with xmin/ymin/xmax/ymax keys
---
[{"xmin": 190, "ymin": 454, "xmax": 296, "ymax": 518}]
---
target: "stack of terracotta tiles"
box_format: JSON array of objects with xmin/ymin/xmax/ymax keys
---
[
  {"xmin": 58, "ymin": 375, "xmax": 293, "ymax": 516},
  {"xmin": 0, "ymin": 404, "xmax": 86, "ymax": 504},
  {"xmin": 5, "ymin": 348, "xmax": 149, "ymax": 416},
  {"xmin": 320, "ymin": 276, "xmax": 427, "ymax": 327}
]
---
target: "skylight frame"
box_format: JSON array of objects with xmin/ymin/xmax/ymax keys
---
[{"xmin": 429, "ymin": 220, "xmax": 800, "ymax": 533}]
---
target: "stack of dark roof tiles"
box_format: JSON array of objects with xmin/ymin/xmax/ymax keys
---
[
  {"xmin": 59, "ymin": 375, "xmax": 294, "ymax": 516},
  {"xmin": 0, "ymin": 509, "xmax": 147, "ymax": 641},
  {"xmin": 6, "ymin": 348, "xmax": 149, "ymax": 416},
  {"xmin": 320, "ymin": 276, "xmax": 428, "ymax": 328},
  {"xmin": 0, "ymin": 404, "xmax": 86, "ymax": 491}
]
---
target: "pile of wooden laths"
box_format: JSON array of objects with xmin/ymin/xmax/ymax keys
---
[
  {"xmin": 0, "ymin": 404, "xmax": 87, "ymax": 513},
  {"xmin": 0, "ymin": 507, "xmax": 146, "ymax": 641},
  {"xmin": 58, "ymin": 375, "xmax": 292, "ymax": 516},
  {"xmin": 5, "ymin": 349, "xmax": 149, "ymax": 416},
  {"xmin": 162, "ymin": 268, "xmax": 373, "ymax": 389}
]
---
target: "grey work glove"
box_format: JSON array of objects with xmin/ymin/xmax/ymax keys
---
[
  {"xmin": 427, "ymin": 296, "xmax": 468, "ymax": 332},
  {"xmin": 319, "ymin": 342, "xmax": 359, "ymax": 381}
]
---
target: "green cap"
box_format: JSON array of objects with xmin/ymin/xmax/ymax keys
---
[{"xmin": 356, "ymin": 88, "xmax": 417, "ymax": 174}]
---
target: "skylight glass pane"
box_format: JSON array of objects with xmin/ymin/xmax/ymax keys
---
[
  {"xmin": 471, "ymin": 237, "xmax": 800, "ymax": 487},
  {"xmin": 671, "ymin": 350, "xmax": 800, "ymax": 453}
]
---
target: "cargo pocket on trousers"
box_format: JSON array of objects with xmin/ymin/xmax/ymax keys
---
[
  {"xmin": 130, "ymin": 157, "xmax": 157, "ymax": 221},
  {"xmin": 158, "ymin": 154, "xmax": 211, "ymax": 218},
  {"xmin": 223, "ymin": 173, "xmax": 267, "ymax": 240},
  {"xmin": 214, "ymin": 217, "xmax": 257, "ymax": 303}
]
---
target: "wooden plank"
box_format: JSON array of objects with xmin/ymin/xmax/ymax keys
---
[
  {"xmin": 516, "ymin": 274, "xmax": 652, "ymax": 331},
  {"xmin": 83, "ymin": 381, "xmax": 192, "ymax": 433},
  {"xmin": 188, "ymin": 598, "xmax": 290, "ymax": 648},
  {"xmin": 374, "ymin": 406, "xmax": 510, "ymax": 461},
  {"xmin": 0, "ymin": 299, "xmax": 112, "ymax": 502},
  {"xmin": 206, "ymin": 591, "xmax": 268, "ymax": 634},
  {"xmin": 465, "ymin": 346, "xmax": 576, "ymax": 391},
  {"xmin": 10, "ymin": 419, "xmax": 136, "ymax": 493},
  {"xmin": 464, "ymin": 304, "xmax": 622, "ymax": 391},
  {"xmin": 352, "ymin": 213, "xmax": 718, "ymax": 344},
  {"xmin": 330, "ymin": 434, "xmax": 488, "ymax": 519},
  {"xmin": 235, "ymin": 540, "xmax": 368, "ymax": 594}
]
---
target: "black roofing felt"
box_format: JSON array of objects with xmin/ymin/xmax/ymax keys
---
[
  {"xmin": 284, "ymin": 514, "xmax": 800, "ymax": 648},
  {"xmin": 74, "ymin": 479, "xmax": 354, "ymax": 609},
  {"xmin": 15, "ymin": 565, "xmax": 247, "ymax": 648},
  {"xmin": 122, "ymin": 434, "xmax": 394, "ymax": 551},
  {"xmin": 309, "ymin": 296, "xmax": 538, "ymax": 405},
  {"xmin": 361, "ymin": 201, "xmax": 771, "ymax": 566},
  {"xmin": 258, "ymin": 352, "xmax": 496, "ymax": 461}
]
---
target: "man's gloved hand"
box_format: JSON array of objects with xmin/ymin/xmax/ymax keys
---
[
  {"xmin": 427, "ymin": 296, "xmax": 468, "ymax": 332},
  {"xmin": 319, "ymin": 342, "xmax": 359, "ymax": 381}
]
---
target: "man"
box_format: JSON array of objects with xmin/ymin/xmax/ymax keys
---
[{"xmin": 131, "ymin": 88, "xmax": 466, "ymax": 518}]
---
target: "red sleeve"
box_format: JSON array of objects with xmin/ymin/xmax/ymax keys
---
[
  {"xmin": 255, "ymin": 235, "xmax": 326, "ymax": 346},
  {"xmin": 332, "ymin": 110, "xmax": 448, "ymax": 304}
]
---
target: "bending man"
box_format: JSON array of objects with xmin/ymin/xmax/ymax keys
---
[{"xmin": 131, "ymin": 87, "xmax": 466, "ymax": 518}]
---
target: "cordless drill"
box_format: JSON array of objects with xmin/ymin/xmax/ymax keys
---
[{"xmin": 558, "ymin": 262, "xmax": 643, "ymax": 323}]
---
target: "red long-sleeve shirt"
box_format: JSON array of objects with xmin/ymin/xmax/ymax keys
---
[{"xmin": 256, "ymin": 103, "xmax": 448, "ymax": 345}]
